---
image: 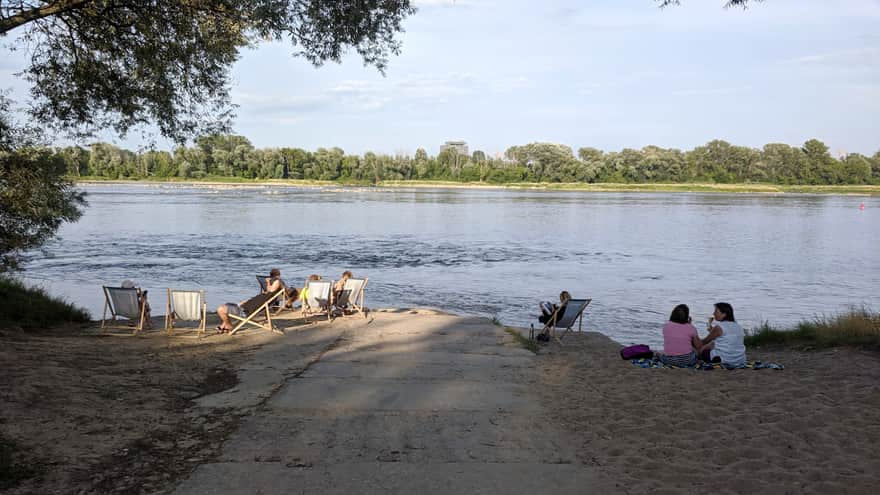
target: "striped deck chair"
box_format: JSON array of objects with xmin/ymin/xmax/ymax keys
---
[
  {"xmin": 229, "ymin": 290, "xmax": 285, "ymax": 335},
  {"xmin": 302, "ymin": 278, "xmax": 333, "ymax": 322},
  {"xmin": 164, "ymin": 289, "xmax": 207, "ymax": 337},
  {"xmin": 334, "ymin": 277, "xmax": 368, "ymax": 318},
  {"xmin": 101, "ymin": 286, "xmax": 148, "ymax": 335},
  {"xmin": 541, "ymin": 298, "xmax": 592, "ymax": 345}
]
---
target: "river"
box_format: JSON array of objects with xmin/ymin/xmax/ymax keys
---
[{"xmin": 21, "ymin": 183, "xmax": 879, "ymax": 346}]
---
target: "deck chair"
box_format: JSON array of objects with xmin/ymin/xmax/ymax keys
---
[
  {"xmin": 302, "ymin": 278, "xmax": 333, "ymax": 322},
  {"xmin": 101, "ymin": 286, "xmax": 148, "ymax": 335},
  {"xmin": 164, "ymin": 289, "xmax": 207, "ymax": 337},
  {"xmin": 228, "ymin": 290, "xmax": 285, "ymax": 335},
  {"xmin": 256, "ymin": 275, "xmax": 289, "ymax": 313},
  {"xmin": 541, "ymin": 298, "xmax": 592, "ymax": 345},
  {"xmin": 334, "ymin": 277, "xmax": 369, "ymax": 318}
]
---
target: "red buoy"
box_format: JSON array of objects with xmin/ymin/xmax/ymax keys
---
[{"xmin": 860, "ymin": 203, "xmax": 866, "ymax": 210}]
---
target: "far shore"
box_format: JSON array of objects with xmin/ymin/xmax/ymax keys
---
[{"xmin": 73, "ymin": 177, "xmax": 880, "ymax": 196}]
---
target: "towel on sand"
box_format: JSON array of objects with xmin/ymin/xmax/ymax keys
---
[{"xmin": 631, "ymin": 357, "xmax": 784, "ymax": 370}]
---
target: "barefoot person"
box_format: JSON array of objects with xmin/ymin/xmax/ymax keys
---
[
  {"xmin": 698, "ymin": 302, "xmax": 746, "ymax": 366},
  {"xmin": 215, "ymin": 269, "xmax": 287, "ymax": 333},
  {"xmin": 658, "ymin": 304, "xmax": 701, "ymax": 367}
]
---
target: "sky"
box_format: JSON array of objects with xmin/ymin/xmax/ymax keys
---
[{"xmin": 2, "ymin": 0, "xmax": 879, "ymax": 157}]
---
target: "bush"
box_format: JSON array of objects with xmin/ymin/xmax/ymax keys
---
[{"xmin": 0, "ymin": 277, "xmax": 90, "ymax": 331}]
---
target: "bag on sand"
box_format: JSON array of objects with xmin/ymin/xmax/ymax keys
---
[{"xmin": 620, "ymin": 344, "xmax": 653, "ymax": 360}]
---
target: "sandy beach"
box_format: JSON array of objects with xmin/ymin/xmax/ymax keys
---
[{"xmin": 2, "ymin": 310, "xmax": 879, "ymax": 494}]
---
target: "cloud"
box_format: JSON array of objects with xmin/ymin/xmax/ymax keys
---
[
  {"xmin": 671, "ymin": 85, "xmax": 753, "ymax": 96},
  {"xmin": 787, "ymin": 47, "xmax": 880, "ymax": 67}
]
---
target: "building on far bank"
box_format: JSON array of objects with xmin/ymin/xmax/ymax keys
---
[{"xmin": 440, "ymin": 140, "xmax": 469, "ymax": 156}]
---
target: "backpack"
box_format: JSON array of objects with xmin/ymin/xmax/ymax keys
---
[{"xmin": 620, "ymin": 344, "xmax": 653, "ymax": 360}]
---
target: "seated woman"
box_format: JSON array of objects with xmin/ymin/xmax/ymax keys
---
[
  {"xmin": 536, "ymin": 291, "xmax": 570, "ymax": 341},
  {"xmin": 698, "ymin": 302, "xmax": 746, "ymax": 366},
  {"xmin": 332, "ymin": 270, "xmax": 353, "ymax": 307},
  {"xmin": 658, "ymin": 304, "xmax": 701, "ymax": 367}
]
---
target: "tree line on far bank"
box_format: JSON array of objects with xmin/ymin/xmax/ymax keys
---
[{"xmin": 58, "ymin": 135, "xmax": 880, "ymax": 185}]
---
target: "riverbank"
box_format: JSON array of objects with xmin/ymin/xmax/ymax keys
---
[
  {"xmin": 74, "ymin": 177, "xmax": 880, "ymax": 195},
  {"xmin": 2, "ymin": 311, "xmax": 878, "ymax": 493}
]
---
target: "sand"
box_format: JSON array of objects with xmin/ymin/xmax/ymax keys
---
[
  {"xmin": 2, "ymin": 310, "xmax": 879, "ymax": 494},
  {"xmin": 535, "ymin": 332, "xmax": 880, "ymax": 494}
]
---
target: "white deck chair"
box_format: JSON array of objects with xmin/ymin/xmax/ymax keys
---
[
  {"xmin": 101, "ymin": 286, "xmax": 147, "ymax": 335},
  {"xmin": 540, "ymin": 298, "xmax": 592, "ymax": 345},
  {"xmin": 164, "ymin": 289, "xmax": 207, "ymax": 337},
  {"xmin": 302, "ymin": 278, "xmax": 333, "ymax": 322},
  {"xmin": 334, "ymin": 277, "xmax": 368, "ymax": 318}
]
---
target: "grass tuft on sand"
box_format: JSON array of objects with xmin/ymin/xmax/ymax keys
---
[
  {"xmin": 504, "ymin": 327, "xmax": 540, "ymax": 353},
  {"xmin": 746, "ymin": 308, "xmax": 880, "ymax": 349},
  {"xmin": 0, "ymin": 277, "xmax": 90, "ymax": 331}
]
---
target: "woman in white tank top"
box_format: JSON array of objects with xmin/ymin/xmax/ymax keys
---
[{"xmin": 697, "ymin": 302, "xmax": 746, "ymax": 366}]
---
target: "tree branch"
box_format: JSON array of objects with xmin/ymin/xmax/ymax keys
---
[{"xmin": 0, "ymin": 0, "xmax": 92, "ymax": 35}]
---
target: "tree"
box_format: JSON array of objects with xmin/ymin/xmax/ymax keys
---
[
  {"xmin": 657, "ymin": 1, "xmax": 759, "ymax": 8},
  {"xmin": 0, "ymin": 96, "xmax": 85, "ymax": 272},
  {"xmin": 1, "ymin": 1, "xmax": 417, "ymax": 142}
]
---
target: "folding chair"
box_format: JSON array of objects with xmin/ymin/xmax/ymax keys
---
[
  {"xmin": 256, "ymin": 274, "xmax": 289, "ymax": 314},
  {"xmin": 541, "ymin": 298, "xmax": 592, "ymax": 345},
  {"xmin": 101, "ymin": 286, "xmax": 148, "ymax": 335},
  {"xmin": 164, "ymin": 289, "xmax": 207, "ymax": 337},
  {"xmin": 334, "ymin": 277, "xmax": 369, "ymax": 318},
  {"xmin": 302, "ymin": 278, "xmax": 333, "ymax": 322},
  {"xmin": 228, "ymin": 290, "xmax": 285, "ymax": 335}
]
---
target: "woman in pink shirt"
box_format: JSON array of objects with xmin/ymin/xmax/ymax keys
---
[{"xmin": 659, "ymin": 304, "xmax": 701, "ymax": 367}]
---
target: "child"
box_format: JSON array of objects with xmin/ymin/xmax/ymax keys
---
[{"xmin": 658, "ymin": 304, "xmax": 700, "ymax": 367}]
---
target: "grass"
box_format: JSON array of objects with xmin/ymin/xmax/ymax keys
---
[
  {"xmin": 745, "ymin": 308, "xmax": 880, "ymax": 349},
  {"xmin": 0, "ymin": 277, "xmax": 90, "ymax": 331},
  {"xmin": 504, "ymin": 327, "xmax": 540, "ymax": 354}
]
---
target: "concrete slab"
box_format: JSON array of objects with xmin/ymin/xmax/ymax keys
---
[
  {"xmin": 300, "ymin": 360, "xmax": 530, "ymax": 381},
  {"xmin": 217, "ymin": 412, "xmax": 576, "ymax": 464},
  {"xmin": 266, "ymin": 377, "xmax": 538, "ymax": 412},
  {"xmin": 173, "ymin": 462, "xmax": 619, "ymax": 495}
]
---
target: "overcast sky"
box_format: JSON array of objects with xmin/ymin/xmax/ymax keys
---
[{"xmin": 2, "ymin": 0, "xmax": 879, "ymax": 156}]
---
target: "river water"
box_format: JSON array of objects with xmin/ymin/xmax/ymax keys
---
[{"xmin": 20, "ymin": 183, "xmax": 879, "ymax": 346}]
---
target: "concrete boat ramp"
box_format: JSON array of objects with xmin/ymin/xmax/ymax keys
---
[{"xmin": 172, "ymin": 309, "xmax": 613, "ymax": 494}]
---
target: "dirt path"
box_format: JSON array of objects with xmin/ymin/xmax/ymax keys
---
[{"xmin": 172, "ymin": 310, "xmax": 614, "ymax": 494}]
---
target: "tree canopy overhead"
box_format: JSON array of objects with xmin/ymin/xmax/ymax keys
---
[{"xmin": 0, "ymin": 0, "xmax": 416, "ymax": 142}]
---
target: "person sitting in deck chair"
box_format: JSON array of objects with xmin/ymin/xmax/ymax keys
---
[
  {"xmin": 537, "ymin": 290, "xmax": 570, "ymax": 341},
  {"xmin": 331, "ymin": 270, "xmax": 353, "ymax": 307},
  {"xmin": 122, "ymin": 279, "xmax": 152, "ymax": 329}
]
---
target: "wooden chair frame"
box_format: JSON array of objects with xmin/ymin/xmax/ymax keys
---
[
  {"xmin": 101, "ymin": 286, "xmax": 147, "ymax": 335},
  {"xmin": 541, "ymin": 298, "xmax": 592, "ymax": 345},
  {"xmin": 164, "ymin": 288, "xmax": 207, "ymax": 337},
  {"xmin": 302, "ymin": 278, "xmax": 333, "ymax": 323},
  {"xmin": 229, "ymin": 290, "xmax": 285, "ymax": 335},
  {"xmin": 335, "ymin": 277, "xmax": 369, "ymax": 318}
]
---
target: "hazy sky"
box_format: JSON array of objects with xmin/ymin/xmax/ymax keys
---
[{"xmin": 2, "ymin": 0, "xmax": 879, "ymax": 156}]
